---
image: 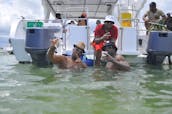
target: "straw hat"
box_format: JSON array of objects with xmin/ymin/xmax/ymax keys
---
[{"xmin": 74, "ymin": 42, "xmax": 85, "ymax": 53}]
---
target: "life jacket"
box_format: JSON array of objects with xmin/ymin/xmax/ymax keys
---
[{"xmin": 91, "ymin": 41, "xmax": 105, "ymax": 51}]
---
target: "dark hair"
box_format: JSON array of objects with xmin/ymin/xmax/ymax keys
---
[
  {"xmin": 167, "ymin": 13, "xmax": 171, "ymax": 17},
  {"xmin": 96, "ymin": 20, "xmax": 101, "ymax": 24},
  {"xmin": 78, "ymin": 16, "xmax": 87, "ymax": 25},
  {"xmin": 55, "ymin": 13, "xmax": 61, "ymax": 19},
  {"xmin": 150, "ymin": 2, "xmax": 156, "ymax": 7},
  {"xmin": 102, "ymin": 42, "xmax": 117, "ymax": 51}
]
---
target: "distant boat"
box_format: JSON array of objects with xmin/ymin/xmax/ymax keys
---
[{"xmin": 0, "ymin": 35, "xmax": 13, "ymax": 54}]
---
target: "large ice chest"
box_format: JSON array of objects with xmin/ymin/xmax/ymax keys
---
[
  {"xmin": 25, "ymin": 27, "xmax": 58, "ymax": 67},
  {"xmin": 25, "ymin": 27, "xmax": 58, "ymax": 50},
  {"xmin": 147, "ymin": 31, "xmax": 172, "ymax": 55}
]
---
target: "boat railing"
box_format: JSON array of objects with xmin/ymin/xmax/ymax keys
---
[
  {"xmin": 21, "ymin": 17, "xmax": 90, "ymax": 36},
  {"xmin": 117, "ymin": 17, "xmax": 149, "ymax": 54},
  {"xmin": 20, "ymin": 17, "xmax": 150, "ymax": 55}
]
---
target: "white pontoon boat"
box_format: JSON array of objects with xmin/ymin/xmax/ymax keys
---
[{"xmin": 13, "ymin": 0, "xmax": 170, "ymax": 66}]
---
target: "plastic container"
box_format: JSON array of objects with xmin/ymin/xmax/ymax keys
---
[
  {"xmin": 146, "ymin": 31, "xmax": 172, "ymax": 65},
  {"xmin": 81, "ymin": 55, "xmax": 94, "ymax": 66},
  {"xmin": 25, "ymin": 28, "xmax": 58, "ymax": 67},
  {"xmin": 121, "ymin": 12, "xmax": 132, "ymax": 27},
  {"xmin": 26, "ymin": 28, "xmax": 57, "ymax": 49},
  {"xmin": 147, "ymin": 31, "xmax": 172, "ymax": 54},
  {"xmin": 83, "ymin": 59, "xmax": 94, "ymax": 66}
]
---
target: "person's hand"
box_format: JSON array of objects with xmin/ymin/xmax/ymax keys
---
[
  {"xmin": 102, "ymin": 51, "xmax": 108, "ymax": 56},
  {"xmin": 102, "ymin": 32, "xmax": 111, "ymax": 40},
  {"xmin": 143, "ymin": 18, "xmax": 149, "ymax": 22},
  {"xmin": 50, "ymin": 38, "xmax": 59, "ymax": 47}
]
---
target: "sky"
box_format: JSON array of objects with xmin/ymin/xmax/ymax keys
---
[
  {"xmin": 0, "ymin": 0, "xmax": 172, "ymax": 36},
  {"xmin": 0, "ymin": 0, "xmax": 44, "ymax": 36}
]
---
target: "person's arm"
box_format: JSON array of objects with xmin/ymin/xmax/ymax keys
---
[
  {"xmin": 105, "ymin": 53, "xmax": 130, "ymax": 71},
  {"xmin": 159, "ymin": 10, "xmax": 166, "ymax": 20},
  {"xmin": 110, "ymin": 25, "xmax": 118, "ymax": 42},
  {"xmin": 143, "ymin": 11, "xmax": 148, "ymax": 21},
  {"xmin": 114, "ymin": 25, "xmax": 118, "ymax": 40},
  {"xmin": 142, "ymin": 11, "xmax": 151, "ymax": 30},
  {"xmin": 47, "ymin": 39, "xmax": 67, "ymax": 64},
  {"xmin": 94, "ymin": 32, "xmax": 111, "ymax": 44}
]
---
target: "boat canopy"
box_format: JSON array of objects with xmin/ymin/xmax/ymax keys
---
[
  {"xmin": 42, "ymin": 0, "xmax": 147, "ymax": 20},
  {"xmin": 42, "ymin": 0, "xmax": 118, "ymax": 19}
]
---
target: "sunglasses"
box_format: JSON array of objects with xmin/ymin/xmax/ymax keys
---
[{"xmin": 74, "ymin": 47, "xmax": 83, "ymax": 54}]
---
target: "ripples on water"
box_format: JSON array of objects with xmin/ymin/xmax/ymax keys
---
[{"xmin": 0, "ymin": 53, "xmax": 172, "ymax": 114}]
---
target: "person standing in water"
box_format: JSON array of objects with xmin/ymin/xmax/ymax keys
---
[
  {"xmin": 101, "ymin": 42, "xmax": 130, "ymax": 71},
  {"xmin": 47, "ymin": 39, "xmax": 87, "ymax": 69}
]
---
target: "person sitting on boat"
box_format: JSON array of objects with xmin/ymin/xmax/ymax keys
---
[
  {"xmin": 52, "ymin": 13, "xmax": 63, "ymax": 23},
  {"xmin": 47, "ymin": 39, "xmax": 87, "ymax": 69},
  {"xmin": 96, "ymin": 20, "xmax": 101, "ymax": 26},
  {"xmin": 78, "ymin": 12, "xmax": 87, "ymax": 26},
  {"xmin": 101, "ymin": 42, "xmax": 130, "ymax": 71},
  {"xmin": 143, "ymin": 2, "xmax": 166, "ymax": 33},
  {"xmin": 68, "ymin": 20, "xmax": 76, "ymax": 25},
  {"xmin": 165, "ymin": 13, "xmax": 172, "ymax": 31},
  {"xmin": 92, "ymin": 15, "xmax": 118, "ymax": 66}
]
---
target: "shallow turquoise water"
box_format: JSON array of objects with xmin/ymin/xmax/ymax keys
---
[{"xmin": 0, "ymin": 52, "xmax": 172, "ymax": 114}]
